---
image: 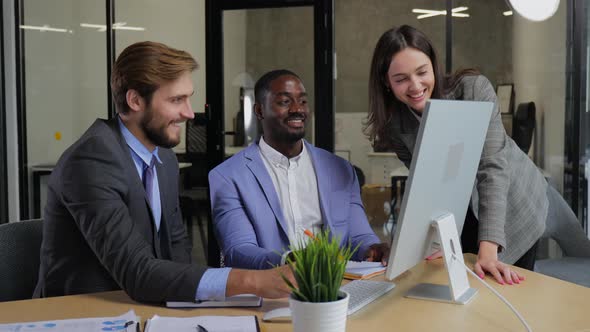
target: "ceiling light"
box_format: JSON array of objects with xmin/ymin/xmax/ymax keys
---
[
  {"xmin": 80, "ymin": 22, "xmax": 145, "ymax": 32},
  {"xmin": 507, "ymin": 0, "xmax": 559, "ymax": 21},
  {"xmin": 412, "ymin": 7, "xmax": 470, "ymax": 20},
  {"xmin": 20, "ymin": 25, "xmax": 72, "ymax": 33},
  {"xmin": 503, "ymin": 10, "xmax": 513, "ymax": 16},
  {"xmin": 80, "ymin": 23, "xmax": 106, "ymax": 32}
]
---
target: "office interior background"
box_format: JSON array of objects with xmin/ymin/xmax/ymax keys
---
[{"xmin": 1, "ymin": 0, "xmax": 589, "ymax": 267}]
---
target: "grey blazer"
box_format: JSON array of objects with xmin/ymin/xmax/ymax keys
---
[
  {"xmin": 34, "ymin": 118, "xmax": 206, "ymax": 302},
  {"xmin": 386, "ymin": 75, "xmax": 548, "ymax": 264}
]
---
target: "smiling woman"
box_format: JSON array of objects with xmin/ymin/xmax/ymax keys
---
[{"xmin": 364, "ymin": 24, "xmax": 584, "ymax": 289}]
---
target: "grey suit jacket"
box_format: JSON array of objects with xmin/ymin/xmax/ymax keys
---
[
  {"xmin": 34, "ymin": 118, "xmax": 206, "ymax": 302},
  {"xmin": 385, "ymin": 75, "xmax": 548, "ymax": 264}
]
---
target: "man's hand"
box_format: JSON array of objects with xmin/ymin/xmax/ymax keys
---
[
  {"xmin": 475, "ymin": 241, "xmax": 525, "ymax": 285},
  {"xmin": 226, "ymin": 265, "xmax": 296, "ymax": 299},
  {"xmin": 364, "ymin": 242, "xmax": 390, "ymax": 266}
]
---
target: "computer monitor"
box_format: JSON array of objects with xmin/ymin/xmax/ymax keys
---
[{"xmin": 385, "ymin": 99, "xmax": 494, "ymax": 304}]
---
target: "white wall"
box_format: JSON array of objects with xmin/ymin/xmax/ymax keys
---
[{"xmin": 512, "ymin": 0, "xmax": 566, "ymax": 191}]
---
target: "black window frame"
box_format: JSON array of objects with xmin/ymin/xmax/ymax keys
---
[{"xmin": 0, "ymin": 3, "xmax": 7, "ymax": 223}]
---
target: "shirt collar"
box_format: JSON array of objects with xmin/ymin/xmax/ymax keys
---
[
  {"xmin": 259, "ymin": 136, "xmax": 306, "ymax": 168},
  {"xmin": 117, "ymin": 116, "xmax": 162, "ymax": 166}
]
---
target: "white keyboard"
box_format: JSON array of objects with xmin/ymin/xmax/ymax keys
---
[{"xmin": 340, "ymin": 280, "xmax": 396, "ymax": 315}]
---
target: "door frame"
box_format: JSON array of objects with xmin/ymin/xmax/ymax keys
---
[{"xmin": 205, "ymin": 0, "xmax": 334, "ymax": 266}]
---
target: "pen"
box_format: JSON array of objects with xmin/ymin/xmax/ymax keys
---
[
  {"xmin": 124, "ymin": 321, "xmax": 139, "ymax": 332},
  {"xmin": 195, "ymin": 324, "xmax": 209, "ymax": 332},
  {"xmin": 303, "ymin": 228, "xmax": 315, "ymax": 240}
]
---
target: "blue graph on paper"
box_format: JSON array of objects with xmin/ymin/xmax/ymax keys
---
[
  {"xmin": 0, "ymin": 310, "xmax": 137, "ymax": 332},
  {"xmin": 0, "ymin": 322, "xmax": 57, "ymax": 331}
]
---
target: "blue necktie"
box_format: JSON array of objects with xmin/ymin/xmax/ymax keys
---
[{"xmin": 143, "ymin": 156, "xmax": 160, "ymax": 231}]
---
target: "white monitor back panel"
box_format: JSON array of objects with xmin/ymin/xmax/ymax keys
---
[{"xmin": 386, "ymin": 99, "xmax": 494, "ymax": 280}]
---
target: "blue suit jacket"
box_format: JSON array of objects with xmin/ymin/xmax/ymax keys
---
[{"xmin": 209, "ymin": 140, "xmax": 380, "ymax": 269}]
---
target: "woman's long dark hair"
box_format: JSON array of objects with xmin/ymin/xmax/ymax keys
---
[{"xmin": 365, "ymin": 25, "xmax": 477, "ymax": 151}]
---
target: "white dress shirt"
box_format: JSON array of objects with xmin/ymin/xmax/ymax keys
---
[{"xmin": 258, "ymin": 137, "xmax": 323, "ymax": 248}]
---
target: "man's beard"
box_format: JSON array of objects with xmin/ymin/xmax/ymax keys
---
[
  {"xmin": 266, "ymin": 114, "xmax": 306, "ymax": 144},
  {"xmin": 267, "ymin": 127, "xmax": 305, "ymax": 144},
  {"xmin": 141, "ymin": 106, "xmax": 179, "ymax": 149}
]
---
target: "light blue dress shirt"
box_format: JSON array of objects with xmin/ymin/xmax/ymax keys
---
[
  {"xmin": 117, "ymin": 118, "xmax": 230, "ymax": 301},
  {"xmin": 118, "ymin": 118, "xmax": 162, "ymax": 231}
]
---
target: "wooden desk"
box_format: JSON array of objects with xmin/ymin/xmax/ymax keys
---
[{"xmin": 1, "ymin": 255, "xmax": 588, "ymax": 331}]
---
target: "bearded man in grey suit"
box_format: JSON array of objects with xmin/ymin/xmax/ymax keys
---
[{"xmin": 34, "ymin": 41, "xmax": 293, "ymax": 303}]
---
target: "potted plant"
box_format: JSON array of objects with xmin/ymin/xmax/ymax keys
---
[{"xmin": 282, "ymin": 230, "xmax": 357, "ymax": 332}]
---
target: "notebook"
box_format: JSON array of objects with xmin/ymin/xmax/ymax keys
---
[
  {"xmin": 344, "ymin": 261, "xmax": 386, "ymax": 280},
  {"xmin": 166, "ymin": 294, "xmax": 262, "ymax": 308},
  {"xmin": 145, "ymin": 315, "xmax": 260, "ymax": 332}
]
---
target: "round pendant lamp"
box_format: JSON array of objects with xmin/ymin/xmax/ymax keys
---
[{"xmin": 507, "ymin": 0, "xmax": 560, "ymax": 21}]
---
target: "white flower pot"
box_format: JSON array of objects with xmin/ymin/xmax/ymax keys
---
[{"xmin": 289, "ymin": 291, "xmax": 349, "ymax": 332}]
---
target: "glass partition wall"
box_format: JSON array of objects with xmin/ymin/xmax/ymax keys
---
[
  {"xmin": 223, "ymin": 7, "xmax": 315, "ymax": 150},
  {"xmin": 332, "ymin": 0, "xmax": 586, "ymax": 245},
  {"xmin": 9, "ymin": 0, "xmax": 588, "ymax": 261},
  {"xmin": 22, "ymin": 0, "xmax": 107, "ymax": 219}
]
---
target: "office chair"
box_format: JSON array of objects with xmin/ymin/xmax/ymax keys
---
[
  {"xmin": 534, "ymin": 211, "xmax": 590, "ymax": 287},
  {"xmin": 353, "ymin": 165, "xmax": 365, "ymax": 193},
  {"xmin": 0, "ymin": 219, "xmax": 43, "ymax": 301},
  {"xmin": 512, "ymin": 102, "xmax": 536, "ymax": 154},
  {"xmin": 179, "ymin": 113, "xmax": 209, "ymax": 257}
]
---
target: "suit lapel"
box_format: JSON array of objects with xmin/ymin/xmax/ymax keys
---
[
  {"xmin": 106, "ymin": 118, "xmax": 151, "ymax": 202},
  {"xmin": 306, "ymin": 142, "xmax": 332, "ymax": 230},
  {"xmin": 398, "ymin": 109, "xmax": 421, "ymax": 154},
  {"xmin": 244, "ymin": 144, "xmax": 289, "ymax": 237},
  {"xmin": 400, "ymin": 133, "xmax": 417, "ymax": 154}
]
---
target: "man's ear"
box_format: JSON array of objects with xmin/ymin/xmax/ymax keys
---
[
  {"xmin": 254, "ymin": 103, "xmax": 264, "ymax": 120},
  {"xmin": 126, "ymin": 89, "xmax": 145, "ymax": 113}
]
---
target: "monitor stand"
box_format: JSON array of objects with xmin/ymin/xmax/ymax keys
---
[{"xmin": 405, "ymin": 213, "xmax": 478, "ymax": 305}]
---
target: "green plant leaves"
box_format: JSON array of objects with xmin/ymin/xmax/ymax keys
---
[{"xmin": 284, "ymin": 230, "xmax": 357, "ymax": 302}]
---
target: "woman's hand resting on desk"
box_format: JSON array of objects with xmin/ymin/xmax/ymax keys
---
[
  {"xmin": 364, "ymin": 242, "xmax": 390, "ymax": 266},
  {"xmin": 475, "ymin": 241, "xmax": 525, "ymax": 285},
  {"xmin": 425, "ymin": 241, "xmax": 525, "ymax": 285}
]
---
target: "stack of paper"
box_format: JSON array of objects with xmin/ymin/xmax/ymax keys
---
[
  {"xmin": 166, "ymin": 294, "xmax": 262, "ymax": 308},
  {"xmin": 0, "ymin": 310, "xmax": 139, "ymax": 332},
  {"xmin": 145, "ymin": 315, "xmax": 259, "ymax": 332},
  {"xmin": 344, "ymin": 261, "xmax": 386, "ymax": 280}
]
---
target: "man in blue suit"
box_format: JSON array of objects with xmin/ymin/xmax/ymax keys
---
[{"xmin": 209, "ymin": 69, "xmax": 389, "ymax": 269}]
